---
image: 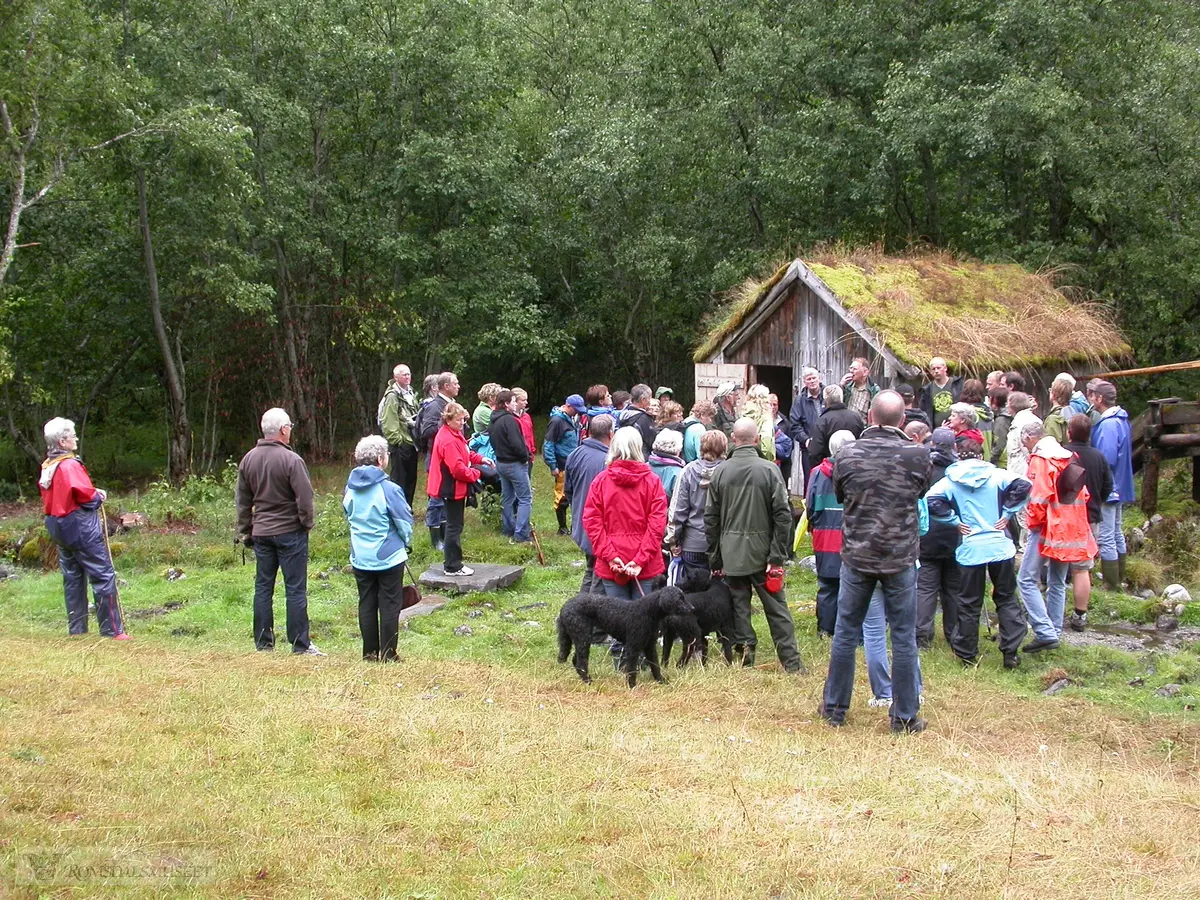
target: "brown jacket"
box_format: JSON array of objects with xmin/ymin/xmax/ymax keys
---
[{"xmin": 235, "ymin": 439, "xmax": 315, "ymax": 538}]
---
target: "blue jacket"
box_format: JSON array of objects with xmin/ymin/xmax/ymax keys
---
[
  {"xmin": 682, "ymin": 418, "xmax": 707, "ymax": 463},
  {"xmin": 542, "ymin": 407, "xmax": 579, "ymax": 471},
  {"xmin": 1091, "ymin": 406, "xmax": 1135, "ymax": 502},
  {"xmin": 648, "ymin": 453, "xmax": 684, "ymax": 501},
  {"xmin": 926, "ymin": 459, "xmax": 1031, "ymax": 566},
  {"xmin": 787, "ymin": 387, "xmax": 825, "ymax": 445},
  {"xmin": 342, "ymin": 465, "xmax": 413, "ymax": 571},
  {"xmin": 562, "ymin": 438, "xmax": 609, "ymax": 554}
]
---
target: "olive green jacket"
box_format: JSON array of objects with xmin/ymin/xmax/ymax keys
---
[{"xmin": 704, "ymin": 445, "xmax": 791, "ymax": 575}]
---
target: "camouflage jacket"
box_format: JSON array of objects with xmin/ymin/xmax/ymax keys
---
[{"xmin": 832, "ymin": 425, "xmax": 932, "ymax": 574}]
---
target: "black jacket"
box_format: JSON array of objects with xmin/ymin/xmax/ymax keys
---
[
  {"xmin": 919, "ymin": 449, "xmax": 960, "ymax": 559},
  {"xmin": 1066, "ymin": 440, "xmax": 1114, "ymax": 524},
  {"xmin": 619, "ymin": 407, "xmax": 658, "ymax": 457},
  {"xmin": 489, "ymin": 409, "xmax": 530, "ymax": 464},
  {"xmin": 904, "ymin": 407, "xmax": 932, "ymax": 428},
  {"xmin": 807, "ymin": 402, "xmax": 865, "ymax": 465},
  {"xmin": 919, "ymin": 375, "xmax": 964, "ymax": 425}
]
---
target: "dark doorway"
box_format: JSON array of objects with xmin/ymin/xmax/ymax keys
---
[{"xmin": 753, "ymin": 365, "xmax": 795, "ymax": 409}]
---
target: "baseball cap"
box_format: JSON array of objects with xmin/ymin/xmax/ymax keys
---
[
  {"xmin": 1091, "ymin": 380, "xmax": 1117, "ymax": 402},
  {"xmin": 565, "ymin": 393, "xmax": 587, "ymax": 414},
  {"xmin": 655, "ymin": 386, "xmax": 674, "ymax": 399},
  {"xmin": 931, "ymin": 427, "xmax": 956, "ymax": 450},
  {"xmin": 896, "ymin": 383, "xmax": 915, "ymax": 400}
]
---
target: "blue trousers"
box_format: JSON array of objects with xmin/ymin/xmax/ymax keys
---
[
  {"xmin": 45, "ymin": 508, "xmax": 122, "ymax": 636},
  {"xmin": 497, "ymin": 461, "xmax": 532, "ymax": 541},
  {"xmin": 863, "ymin": 582, "xmax": 924, "ymax": 701},
  {"xmin": 1098, "ymin": 501, "xmax": 1126, "ymax": 562},
  {"xmin": 823, "ymin": 563, "xmax": 920, "ymax": 726},
  {"xmin": 1017, "ymin": 529, "xmax": 1070, "ymax": 641},
  {"xmin": 252, "ymin": 531, "xmax": 311, "ymax": 652}
]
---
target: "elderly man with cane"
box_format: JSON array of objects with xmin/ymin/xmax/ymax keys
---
[{"xmin": 38, "ymin": 417, "xmax": 128, "ymax": 640}]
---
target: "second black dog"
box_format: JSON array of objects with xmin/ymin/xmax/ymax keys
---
[
  {"xmin": 556, "ymin": 586, "xmax": 694, "ymax": 686},
  {"xmin": 662, "ymin": 575, "xmax": 736, "ymax": 667}
]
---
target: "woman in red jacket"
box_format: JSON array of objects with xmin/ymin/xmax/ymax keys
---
[
  {"xmin": 427, "ymin": 403, "xmax": 485, "ymax": 576},
  {"xmin": 582, "ymin": 426, "xmax": 668, "ymax": 599}
]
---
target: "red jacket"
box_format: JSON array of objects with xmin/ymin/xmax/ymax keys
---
[
  {"xmin": 517, "ymin": 413, "xmax": 536, "ymax": 458},
  {"xmin": 1026, "ymin": 438, "xmax": 1097, "ymax": 563},
  {"xmin": 427, "ymin": 425, "xmax": 484, "ymax": 501},
  {"xmin": 39, "ymin": 457, "xmax": 98, "ymax": 517},
  {"xmin": 582, "ymin": 459, "xmax": 667, "ymax": 584}
]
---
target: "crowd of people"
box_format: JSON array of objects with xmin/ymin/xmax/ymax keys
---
[{"xmin": 35, "ymin": 355, "xmax": 1137, "ymax": 732}]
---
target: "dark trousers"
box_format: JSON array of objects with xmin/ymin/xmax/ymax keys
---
[
  {"xmin": 354, "ymin": 564, "xmax": 404, "ymax": 660},
  {"xmin": 580, "ymin": 553, "xmax": 599, "ymax": 594},
  {"xmin": 915, "ymin": 556, "xmax": 961, "ymax": 646},
  {"xmin": 389, "ymin": 442, "xmax": 418, "ymax": 507},
  {"xmin": 252, "ymin": 531, "xmax": 311, "ymax": 652},
  {"xmin": 727, "ymin": 572, "xmax": 803, "ymax": 671},
  {"xmin": 953, "ymin": 559, "xmax": 1026, "ymax": 661},
  {"xmin": 443, "ymin": 498, "xmax": 466, "ymax": 571},
  {"xmin": 815, "ymin": 574, "xmax": 839, "ymax": 636},
  {"xmin": 46, "ymin": 509, "xmax": 121, "ymax": 636}
]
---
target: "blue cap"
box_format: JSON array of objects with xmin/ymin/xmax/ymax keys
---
[{"xmin": 566, "ymin": 394, "xmax": 587, "ymax": 414}]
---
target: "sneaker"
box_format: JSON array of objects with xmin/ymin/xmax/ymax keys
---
[
  {"xmin": 891, "ymin": 718, "xmax": 927, "ymax": 734},
  {"xmin": 1024, "ymin": 637, "xmax": 1060, "ymax": 653},
  {"xmin": 1003, "ymin": 653, "xmax": 1020, "ymax": 669},
  {"xmin": 297, "ymin": 643, "xmax": 327, "ymax": 657},
  {"xmin": 1069, "ymin": 611, "xmax": 1087, "ymax": 632},
  {"xmin": 445, "ymin": 566, "xmax": 475, "ymax": 577},
  {"xmin": 111, "ymin": 633, "xmax": 132, "ymax": 641},
  {"xmin": 868, "ymin": 697, "xmax": 893, "ymax": 709}
]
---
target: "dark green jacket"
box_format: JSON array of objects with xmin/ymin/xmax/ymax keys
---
[{"xmin": 704, "ymin": 445, "xmax": 791, "ymax": 575}]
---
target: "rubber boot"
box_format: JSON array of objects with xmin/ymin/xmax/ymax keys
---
[
  {"xmin": 1117, "ymin": 553, "xmax": 1128, "ymax": 592},
  {"xmin": 429, "ymin": 527, "xmax": 444, "ymax": 553},
  {"xmin": 439, "ymin": 523, "xmax": 447, "ymax": 550},
  {"xmin": 1100, "ymin": 559, "xmax": 1120, "ymax": 594},
  {"xmin": 555, "ymin": 502, "xmax": 569, "ymax": 536}
]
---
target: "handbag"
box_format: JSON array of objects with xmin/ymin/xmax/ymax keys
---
[{"xmin": 402, "ymin": 564, "xmax": 422, "ymax": 610}]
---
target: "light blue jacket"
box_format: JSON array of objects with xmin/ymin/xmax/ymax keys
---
[
  {"xmin": 342, "ymin": 465, "xmax": 413, "ymax": 571},
  {"xmin": 1091, "ymin": 405, "xmax": 1135, "ymax": 502},
  {"xmin": 926, "ymin": 459, "xmax": 1031, "ymax": 566},
  {"xmin": 682, "ymin": 418, "xmax": 707, "ymax": 463}
]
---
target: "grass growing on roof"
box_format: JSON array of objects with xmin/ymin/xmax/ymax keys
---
[{"xmin": 692, "ymin": 260, "xmax": 791, "ymax": 362}]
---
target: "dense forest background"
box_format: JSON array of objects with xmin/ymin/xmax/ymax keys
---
[{"xmin": 3, "ymin": 0, "xmax": 1199, "ymax": 485}]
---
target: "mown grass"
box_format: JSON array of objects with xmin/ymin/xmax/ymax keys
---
[{"xmin": 2, "ymin": 464, "xmax": 1200, "ymax": 897}]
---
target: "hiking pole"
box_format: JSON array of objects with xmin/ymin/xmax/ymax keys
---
[
  {"xmin": 529, "ymin": 524, "xmax": 547, "ymax": 567},
  {"xmin": 99, "ymin": 502, "xmax": 127, "ymax": 634}
]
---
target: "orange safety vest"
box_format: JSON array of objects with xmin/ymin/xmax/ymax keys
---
[{"xmin": 1027, "ymin": 451, "xmax": 1098, "ymax": 563}]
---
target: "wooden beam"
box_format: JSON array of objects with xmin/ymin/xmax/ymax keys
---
[{"xmin": 1093, "ymin": 360, "xmax": 1200, "ymax": 379}]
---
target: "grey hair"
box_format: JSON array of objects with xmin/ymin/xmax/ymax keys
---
[
  {"xmin": 1020, "ymin": 420, "xmax": 1046, "ymax": 443},
  {"xmin": 588, "ymin": 413, "xmax": 615, "ymax": 439},
  {"xmin": 948, "ymin": 402, "xmax": 978, "ymax": 427},
  {"xmin": 1008, "ymin": 391, "xmax": 1034, "ymax": 413},
  {"xmin": 43, "ymin": 417, "xmax": 76, "ymax": 450},
  {"xmin": 823, "ymin": 384, "xmax": 843, "ymax": 406},
  {"xmin": 1054, "ymin": 372, "xmax": 1076, "ymax": 390},
  {"xmin": 354, "ymin": 435, "xmax": 389, "ymax": 467},
  {"xmin": 829, "ymin": 429, "xmax": 857, "ymax": 456},
  {"xmin": 652, "ymin": 429, "xmax": 683, "ymax": 456},
  {"xmin": 607, "ymin": 426, "xmax": 645, "ymax": 464},
  {"xmin": 630, "ymin": 383, "xmax": 652, "ymax": 404},
  {"xmin": 261, "ymin": 408, "xmax": 292, "ymax": 437},
  {"xmin": 801, "ymin": 366, "xmax": 819, "ymax": 379}
]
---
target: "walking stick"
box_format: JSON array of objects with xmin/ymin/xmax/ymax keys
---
[
  {"xmin": 529, "ymin": 524, "xmax": 547, "ymax": 567},
  {"xmin": 99, "ymin": 503, "xmax": 128, "ymax": 634}
]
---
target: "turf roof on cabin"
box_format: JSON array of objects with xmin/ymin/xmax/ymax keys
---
[{"xmin": 694, "ymin": 249, "xmax": 1132, "ymax": 371}]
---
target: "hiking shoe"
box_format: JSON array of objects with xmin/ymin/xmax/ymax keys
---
[
  {"xmin": 298, "ymin": 643, "xmax": 327, "ymax": 657},
  {"xmin": 556, "ymin": 527, "xmax": 570, "ymax": 536},
  {"xmin": 1024, "ymin": 637, "xmax": 1060, "ymax": 653},
  {"xmin": 445, "ymin": 566, "xmax": 475, "ymax": 577},
  {"xmin": 891, "ymin": 718, "xmax": 927, "ymax": 734},
  {"xmin": 868, "ymin": 697, "xmax": 893, "ymax": 709},
  {"xmin": 1003, "ymin": 653, "xmax": 1020, "ymax": 669},
  {"xmin": 1069, "ymin": 611, "xmax": 1087, "ymax": 632}
]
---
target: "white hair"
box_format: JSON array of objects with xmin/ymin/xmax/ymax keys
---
[
  {"xmin": 822, "ymin": 384, "xmax": 843, "ymax": 406},
  {"xmin": 747, "ymin": 383, "xmax": 770, "ymax": 401},
  {"xmin": 354, "ymin": 435, "xmax": 389, "ymax": 466},
  {"xmin": 948, "ymin": 402, "xmax": 978, "ymax": 427},
  {"xmin": 652, "ymin": 429, "xmax": 683, "ymax": 456},
  {"xmin": 1054, "ymin": 372, "xmax": 1076, "ymax": 390},
  {"xmin": 43, "ymin": 417, "xmax": 76, "ymax": 450},
  {"xmin": 829, "ymin": 429, "xmax": 857, "ymax": 456},
  {"xmin": 1020, "ymin": 420, "xmax": 1046, "ymax": 443},
  {"xmin": 607, "ymin": 427, "xmax": 645, "ymax": 464},
  {"xmin": 261, "ymin": 407, "xmax": 292, "ymax": 437},
  {"xmin": 801, "ymin": 366, "xmax": 819, "ymax": 379}
]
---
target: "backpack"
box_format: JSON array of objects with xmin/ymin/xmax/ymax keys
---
[
  {"xmin": 414, "ymin": 400, "xmax": 440, "ymax": 453},
  {"xmin": 1056, "ymin": 453, "xmax": 1088, "ymax": 504},
  {"xmin": 376, "ymin": 387, "xmax": 393, "ymax": 435}
]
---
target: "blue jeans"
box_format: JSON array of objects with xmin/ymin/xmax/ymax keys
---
[
  {"xmin": 497, "ymin": 461, "xmax": 532, "ymax": 541},
  {"xmin": 1018, "ymin": 529, "xmax": 1070, "ymax": 641},
  {"xmin": 423, "ymin": 452, "xmax": 446, "ymax": 528},
  {"xmin": 863, "ymin": 583, "xmax": 924, "ymax": 701},
  {"xmin": 1098, "ymin": 502, "xmax": 1126, "ymax": 562},
  {"xmin": 599, "ymin": 577, "xmax": 657, "ymax": 600},
  {"xmin": 252, "ymin": 531, "xmax": 311, "ymax": 652},
  {"xmin": 822, "ymin": 563, "xmax": 920, "ymax": 726}
]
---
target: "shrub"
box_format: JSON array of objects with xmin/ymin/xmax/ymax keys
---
[{"xmin": 1124, "ymin": 556, "xmax": 1165, "ymax": 592}]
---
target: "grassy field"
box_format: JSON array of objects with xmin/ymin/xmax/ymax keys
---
[{"xmin": 1, "ymin": 464, "xmax": 1199, "ymax": 898}]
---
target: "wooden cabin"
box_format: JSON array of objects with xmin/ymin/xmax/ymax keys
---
[{"xmin": 694, "ymin": 249, "xmax": 1132, "ymax": 491}]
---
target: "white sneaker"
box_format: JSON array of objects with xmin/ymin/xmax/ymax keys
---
[
  {"xmin": 868, "ymin": 697, "xmax": 892, "ymax": 709},
  {"xmin": 299, "ymin": 643, "xmax": 326, "ymax": 657},
  {"xmin": 446, "ymin": 565, "xmax": 474, "ymax": 577}
]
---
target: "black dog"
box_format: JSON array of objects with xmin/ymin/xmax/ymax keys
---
[
  {"xmin": 556, "ymin": 586, "xmax": 694, "ymax": 686},
  {"xmin": 662, "ymin": 575, "xmax": 735, "ymax": 667}
]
